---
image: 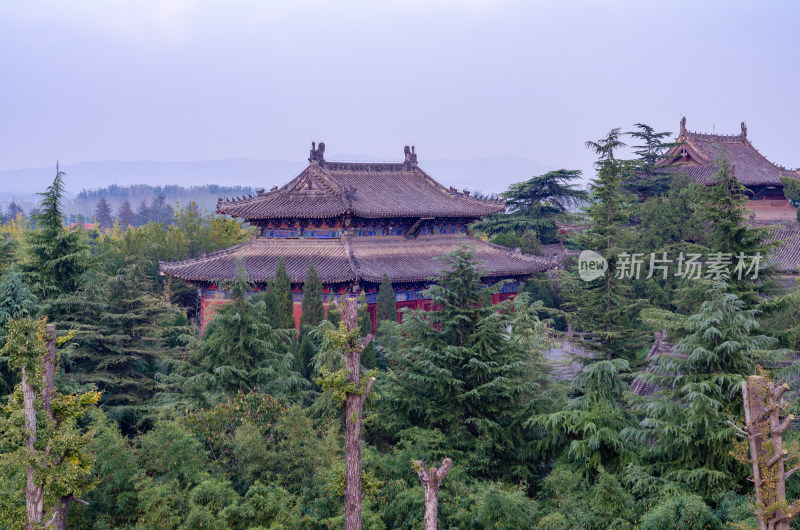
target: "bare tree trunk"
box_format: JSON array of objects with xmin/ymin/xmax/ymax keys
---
[
  {"xmin": 339, "ymin": 297, "xmax": 375, "ymax": 530},
  {"xmin": 741, "ymin": 376, "xmax": 798, "ymax": 530},
  {"xmin": 22, "ymin": 364, "xmax": 44, "ymax": 529},
  {"xmin": 413, "ymin": 458, "xmax": 452, "ymax": 530},
  {"xmin": 42, "ymin": 324, "xmax": 56, "ymax": 419}
]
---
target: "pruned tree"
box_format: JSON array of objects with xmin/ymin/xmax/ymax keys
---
[
  {"xmin": 0, "ymin": 318, "xmax": 99, "ymax": 530},
  {"xmin": 734, "ymin": 373, "xmax": 800, "ymax": 530},
  {"xmin": 412, "ymin": 457, "xmax": 452, "ymax": 530},
  {"xmin": 316, "ymin": 297, "xmax": 375, "ymax": 530}
]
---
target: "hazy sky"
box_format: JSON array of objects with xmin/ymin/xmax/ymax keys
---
[{"xmin": 2, "ymin": 0, "xmax": 799, "ymax": 184}]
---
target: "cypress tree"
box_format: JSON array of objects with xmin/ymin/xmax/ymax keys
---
[
  {"xmin": 274, "ymin": 257, "xmax": 295, "ymax": 329},
  {"xmin": 300, "ymin": 260, "xmax": 324, "ymax": 328},
  {"xmin": 376, "ymin": 274, "xmax": 396, "ymax": 323},
  {"xmin": 326, "ymin": 299, "xmax": 341, "ymax": 328}
]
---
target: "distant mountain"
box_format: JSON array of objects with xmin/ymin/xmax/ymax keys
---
[{"xmin": 0, "ymin": 156, "xmax": 554, "ymax": 197}]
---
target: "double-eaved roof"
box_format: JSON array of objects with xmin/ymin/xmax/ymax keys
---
[
  {"xmin": 159, "ymin": 234, "xmax": 552, "ymax": 285},
  {"xmin": 660, "ymin": 118, "xmax": 800, "ymax": 187},
  {"xmin": 216, "ymin": 154, "xmax": 505, "ymax": 220}
]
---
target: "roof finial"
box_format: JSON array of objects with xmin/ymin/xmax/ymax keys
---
[
  {"xmin": 309, "ymin": 141, "xmax": 325, "ymax": 166},
  {"xmin": 679, "ymin": 116, "xmax": 687, "ymax": 135},
  {"xmin": 741, "ymin": 121, "xmax": 747, "ymax": 139},
  {"xmin": 403, "ymin": 145, "xmax": 418, "ymax": 169}
]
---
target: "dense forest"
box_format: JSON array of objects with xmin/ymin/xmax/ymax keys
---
[
  {"xmin": 1, "ymin": 124, "xmax": 800, "ymax": 529},
  {"xmin": 0, "ymin": 184, "xmax": 256, "ymax": 228}
]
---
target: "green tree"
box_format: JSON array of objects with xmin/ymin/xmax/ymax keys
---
[
  {"xmin": 116, "ymin": 199, "xmax": 135, "ymax": 229},
  {"xmin": 274, "ymin": 257, "xmax": 295, "ymax": 329},
  {"xmin": 376, "ymin": 274, "xmax": 396, "ymax": 324},
  {"xmin": 624, "ymin": 123, "xmax": 679, "ymax": 199},
  {"xmin": 0, "ymin": 271, "xmax": 38, "ymax": 396},
  {"xmin": 473, "ymin": 169, "xmax": 587, "ymax": 244},
  {"xmin": 382, "ymin": 247, "xmax": 551, "ymax": 481},
  {"xmin": 179, "ymin": 259, "xmax": 303, "ymax": 405},
  {"xmin": 300, "ymin": 260, "xmax": 324, "ymax": 328},
  {"xmin": 562, "ymin": 129, "xmax": 646, "ymax": 360},
  {"xmin": 0, "ymin": 317, "xmax": 99, "ymax": 529},
  {"xmin": 22, "ymin": 165, "xmax": 89, "ymax": 304},
  {"xmin": 57, "ymin": 258, "xmax": 189, "ymax": 433},
  {"xmin": 531, "ymin": 359, "xmax": 637, "ymax": 480},
  {"xmin": 94, "ymin": 197, "xmax": 113, "ymax": 229},
  {"xmin": 633, "ymin": 283, "xmax": 785, "ymax": 499}
]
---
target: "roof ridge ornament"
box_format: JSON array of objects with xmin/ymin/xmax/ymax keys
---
[
  {"xmin": 309, "ymin": 141, "xmax": 325, "ymax": 167},
  {"xmin": 680, "ymin": 116, "xmax": 687, "ymax": 136},
  {"xmin": 741, "ymin": 121, "xmax": 748, "ymax": 139},
  {"xmin": 404, "ymin": 145, "xmax": 418, "ymax": 170}
]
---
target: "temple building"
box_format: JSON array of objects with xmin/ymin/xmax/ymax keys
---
[
  {"xmin": 159, "ymin": 143, "xmax": 551, "ymax": 329},
  {"xmin": 660, "ymin": 118, "xmax": 800, "ymax": 223}
]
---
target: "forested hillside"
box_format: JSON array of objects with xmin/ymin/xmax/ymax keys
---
[{"xmin": 1, "ymin": 125, "xmax": 799, "ymax": 529}]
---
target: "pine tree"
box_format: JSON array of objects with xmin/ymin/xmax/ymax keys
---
[
  {"xmin": 563, "ymin": 129, "xmax": 646, "ymax": 360},
  {"xmin": 117, "ymin": 199, "xmax": 135, "ymax": 229},
  {"xmin": 274, "ymin": 257, "xmax": 295, "ymax": 329},
  {"xmin": 300, "ymin": 260, "xmax": 324, "ymax": 328},
  {"xmin": 6, "ymin": 201, "xmax": 24, "ymax": 220},
  {"xmin": 22, "ymin": 165, "xmax": 89, "ymax": 305},
  {"xmin": 180, "ymin": 259, "xmax": 303, "ymax": 405},
  {"xmin": 135, "ymin": 199, "xmax": 150, "ymax": 225},
  {"xmin": 531, "ymin": 359, "xmax": 637, "ymax": 480},
  {"xmin": 58, "ymin": 258, "xmax": 189, "ymax": 433},
  {"xmin": 357, "ymin": 291, "xmax": 376, "ymax": 368},
  {"xmin": 624, "ymin": 123, "xmax": 679, "ymax": 199},
  {"xmin": 383, "ymin": 246, "xmax": 549, "ymax": 481},
  {"xmin": 95, "ymin": 197, "xmax": 113, "ymax": 229},
  {"xmin": 472, "ymin": 169, "xmax": 587, "ymax": 244},
  {"xmin": 376, "ymin": 274, "xmax": 397, "ymax": 323},
  {"xmin": 634, "ymin": 283, "xmax": 785, "ymax": 499}
]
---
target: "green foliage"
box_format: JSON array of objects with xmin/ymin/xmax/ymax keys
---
[
  {"xmin": 300, "ymin": 260, "xmax": 324, "ymax": 328},
  {"xmin": 472, "ymin": 169, "xmax": 587, "ymax": 244},
  {"xmin": 0, "ymin": 317, "xmax": 100, "ymax": 529},
  {"xmin": 531, "ymin": 359, "xmax": 637, "ymax": 480},
  {"xmin": 274, "ymin": 257, "xmax": 295, "ymax": 329},
  {"xmin": 22, "ymin": 168, "xmax": 89, "ymax": 305},
  {"xmin": 382, "ymin": 247, "xmax": 553, "ymax": 482},
  {"xmin": 634, "ymin": 283, "xmax": 786, "ymax": 499},
  {"xmin": 176, "ymin": 259, "xmax": 304, "ymax": 406},
  {"xmin": 562, "ymin": 129, "xmax": 648, "ymax": 360},
  {"xmin": 624, "ymin": 123, "xmax": 679, "ymax": 199},
  {"xmin": 376, "ymin": 274, "xmax": 396, "ymax": 324},
  {"xmin": 56, "ymin": 258, "xmax": 189, "ymax": 433},
  {"xmin": 358, "ymin": 291, "xmax": 372, "ymax": 334},
  {"xmin": 781, "ymin": 176, "xmax": 800, "ymax": 206},
  {"xmin": 638, "ymin": 491, "xmax": 722, "ymax": 530}
]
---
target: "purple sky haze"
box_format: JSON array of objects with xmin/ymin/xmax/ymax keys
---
[{"xmin": 2, "ymin": 0, "xmax": 798, "ymax": 187}]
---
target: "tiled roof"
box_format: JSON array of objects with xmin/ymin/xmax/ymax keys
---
[
  {"xmin": 216, "ymin": 160, "xmax": 506, "ymax": 220},
  {"xmin": 159, "ymin": 234, "xmax": 551, "ymax": 284},
  {"xmin": 159, "ymin": 238, "xmax": 355, "ymax": 284},
  {"xmin": 350, "ymin": 235, "xmax": 551, "ymax": 282},
  {"xmin": 765, "ymin": 223, "xmax": 800, "ymax": 274},
  {"xmin": 660, "ymin": 119, "xmax": 800, "ymax": 187}
]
